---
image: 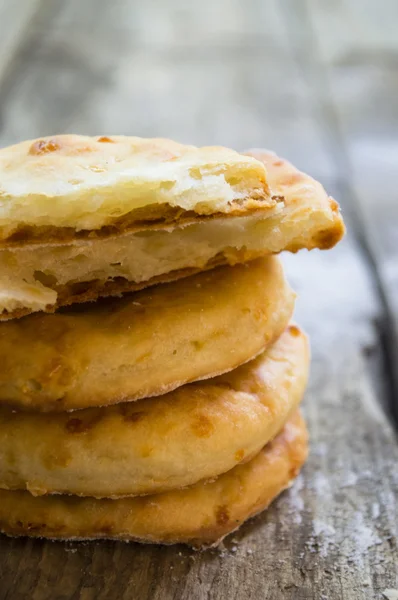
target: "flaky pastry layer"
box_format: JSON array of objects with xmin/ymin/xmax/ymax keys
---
[
  {"xmin": 0, "ymin": 135, "xmax": 274, "ymax": 243},
  {"xmin": 0, "ymin": 149, "xmax": 344, "ymax": 318}
]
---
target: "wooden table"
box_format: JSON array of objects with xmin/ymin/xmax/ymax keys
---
[{"xmin": 0, "ymin": 1, "xmax": 397, "ymax": 598}]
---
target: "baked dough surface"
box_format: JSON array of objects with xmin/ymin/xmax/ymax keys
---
[
  {"xmin": 0, "ymin": 411, "xmax": 308, "ymax": 548},
  {"xmin": 0, "ymin": 257, "xmax": 294, "ymax": 412},
  {"xmin": 0, "ymin": 135, "xmax": 273, "ymax": 243},
  {"xmin": 0, "ymin": 148, "xmax": 344, "ymax": 319},
  {"xmin": 0, "ymin": 326, "xmax": 309, "ymax": 498}
]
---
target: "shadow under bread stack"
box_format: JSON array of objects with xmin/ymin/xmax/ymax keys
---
[{"xmin": 0, "ymin": 136, "xmax": 344, "ymax": 548}]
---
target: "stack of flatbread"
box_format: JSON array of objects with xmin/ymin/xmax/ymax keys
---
[{"xmin": 0, "ymin": 135, "xmax": 344, "ymax": 547}]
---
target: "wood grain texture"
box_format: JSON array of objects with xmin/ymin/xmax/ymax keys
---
[
  {"xmin": 305, "ymin": 0, "xmax": 398, "ymax": 424},
  {"xmin": 0, "ymin": 1, "xmax": 397, "ymax": 598},
  {"xmin": 0, "ymin": 0, "xmax": 44, "ymax": 80}
]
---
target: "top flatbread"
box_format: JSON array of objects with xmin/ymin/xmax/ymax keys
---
[
  {"xmin": 0, "ymin": 135, "xmax": 275, "ymax": 245},
  {"xmin": 0, "ymin": 144, "xmax": 345, "ymax": 319}
]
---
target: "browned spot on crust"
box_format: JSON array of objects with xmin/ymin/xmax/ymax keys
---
[
  {"xmin": 215, "ymin": 505, "xmax": 230, "ymax": 526},
  {"xmin": 29, "ymin": 139, "xmax": 61, "ymax": 155},
  {"xmin": 235, "ymin": 449, "xmax": 245, "ymax": 462},
  {"xmin": 120, "ymin": 407, "xmax": 146, "ymax": 424},
  {"xmin": 42, "ymin": 449, "xmax": 71, "ymax": 470},
  {"xmin": 315, "ymin": 227, "xmax": 343, "ymax": 249},
  {"xmin": 65, "ymin": 414, "xmax": 101, "ymax": 434},
  {"xmin": 65, "ymin": 418, "xmax": 85, "ymax": 433},
  {"xmin": 97, "ymin": 136, "xmax": 115, "ymax": 143},
  {"xmin": 281, "ymin": 172, "xmax": 304, "ymax": 186},
  {"xmin": 273, "ymin": 160, "xmax": 284, "ymax": 167},
  {"xmin": 140, "ymin": 445, "xmax": 154, "ymax": 458},
  {"xmin": 159, "ymin": 150, "xmax": 180, "ymax": 162},
  {"xmin": 99, "ymin": 523, "xmax": 114, "ymax": 534},
  {"xmin": 329, "ymin": 197, "xmax": 339, "ymax": 212},
  {"xmin": 191, "ymin": 340, "xmax": 205, "ymax": 351},
  {"xmin": 288, "ymin": 324, "xmax": 301, "ymax": 337},
  {"xmin": 191, "ymin": 414, "xmax": 214, "ymax": 438}
]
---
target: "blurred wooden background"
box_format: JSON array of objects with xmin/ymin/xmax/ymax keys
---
[{"xmin": 0, "ymin": 1, "xmax": 397, "ymax": 599}]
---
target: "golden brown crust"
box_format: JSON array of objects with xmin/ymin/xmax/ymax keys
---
[
  {"xmin": 0, "ymin": 326, "xmax": 309, "ymax": 498},
  {"xmin": 0, "ymin": 412, "xmax": 308, "ymax": 548},
  {"xmin": 0, "ymin": 257, "xmax": 294, "ymax": 411},
  {"xmin": 244, "ymin": 150, "xmax": 345, "ymax": 250}
]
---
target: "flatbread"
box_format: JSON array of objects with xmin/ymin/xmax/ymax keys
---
[
  {"xmin": 0, "ymin": 257, "xmax": 294, "ymax": 412},
  {"xmin": 0, "ymin": 326, "xmax": 309, "ymax": 498},
  {"xmin": 0, "ymin": 411, "xmax": 308, "ymax": 548},
  {"xmin": 0, "ymin": 146, "xmax": 344, "ymax": 319},
  {"xmin": 0, "ymin": 135, "xmax": 275, "ymax": 244}
]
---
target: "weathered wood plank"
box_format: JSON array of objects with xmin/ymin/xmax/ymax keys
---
[
  {"xmin": 0, "ymin": 0, "xmax": 44, "ymax": 81},
  {"xmin": 0, "ymin": 1, "xmax": 397, "ymax": 599},
  {"xmin": 301, "ymin": 0, "xmax": 398, "ymax": 419}
]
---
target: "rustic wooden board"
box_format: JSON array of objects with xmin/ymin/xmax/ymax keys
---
[
  {"xmin": 0, "ymin": 1, "xmax": 397, "ymax": 598},
  {"xmin": 305, "ymin": 0, "xmax": 398, "ymax": 423},
  {"xmin": 0, "ymin": 0, "xmax": 44, "ymax": 81}
]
